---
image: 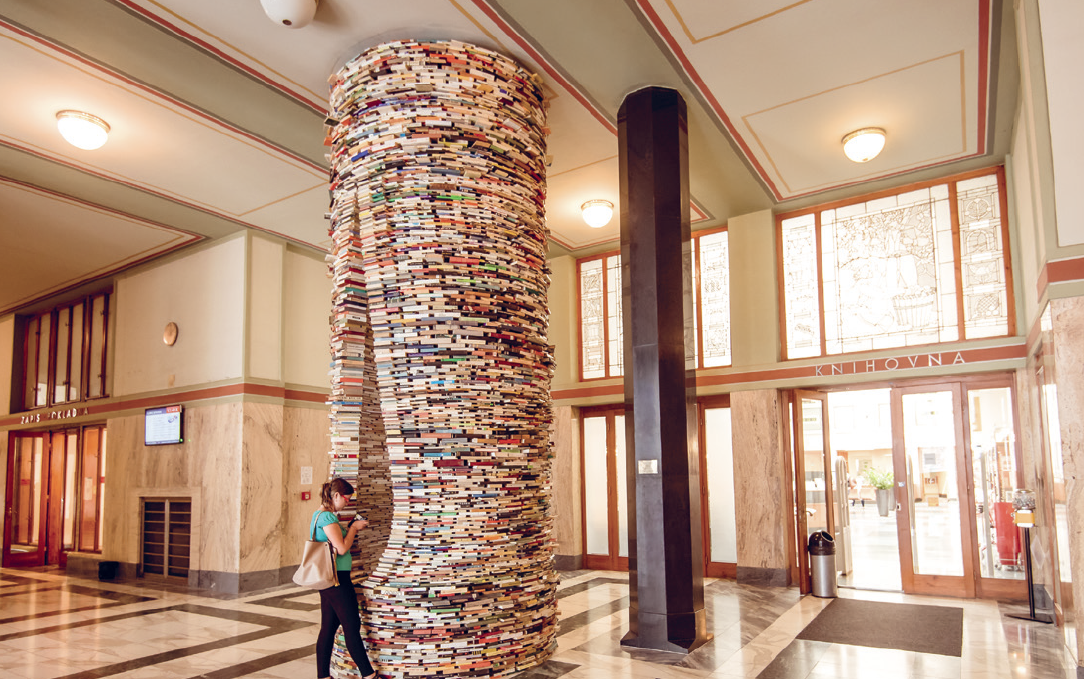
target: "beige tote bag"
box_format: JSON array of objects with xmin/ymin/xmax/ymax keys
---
[{"xmin": 292, "ymin": 511, "xmax": 339, "ymax": 590}]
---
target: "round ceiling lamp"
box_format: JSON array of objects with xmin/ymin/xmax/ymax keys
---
[
  {"xmin": 581, "ymin": 199, "xmax": 614, "ymax": 228},
  {"xmin": 841, "ymin": 127, "xmax": 886, "ymax": 163},
  {"xmin": 56, "ymin": 110, "xmax": 110, "ymax": 150}
]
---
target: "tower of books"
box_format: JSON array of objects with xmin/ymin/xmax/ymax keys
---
[{"xmin": 326, "ymin": 40, "xmax": 558, "ymax": 677}]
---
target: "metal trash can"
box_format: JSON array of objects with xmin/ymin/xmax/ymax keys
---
[
  {"xmin": 98, "ymin": 561, "xmax": 119, "ymax": 581},
  {"xmin": 808, "ymin": 531, "xmax": 837, "ymax": 598}
]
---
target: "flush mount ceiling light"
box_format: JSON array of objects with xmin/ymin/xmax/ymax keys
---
[
  {"xmin": 842, "ymin": 127, "xmax": 886, "ymax": 163},
  {"xmin": 56, "ymin": 110, "xmax": 110, "ymax": 150},
  {"xmin": 581, "ymin": 199, "xmax": 614, "ymax": 228}
]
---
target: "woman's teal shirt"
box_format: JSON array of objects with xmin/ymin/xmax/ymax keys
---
[{"xmin": 310, "ymin": 510, "xmax": 352, "ymax": 571}]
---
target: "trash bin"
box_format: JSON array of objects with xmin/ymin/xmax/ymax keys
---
[
  {"xmin": 98, "ymin": 561, "xmax": 119, "ymax": 581},
  {"xmin": 808, "ymin": 531, "xmax": 837, "ymax": 598}
]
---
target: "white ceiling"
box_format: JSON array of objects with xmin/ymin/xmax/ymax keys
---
[{"xmin": 0, "ymin": 0, "xmax": 1015, "ymax": 315}]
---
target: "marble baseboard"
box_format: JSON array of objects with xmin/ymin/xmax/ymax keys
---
[
  {"xmin": 195, "ymin": 565, "xmax": 297, "ymax": 594},
  {"xmin": 65, "ymin": 554, "xmax": 139, "ymax": 582},
  {"xmin": 554, "ymin": 554, "xmax": 583, "ymax": 571},
  {"xmin": 736, "ymin": 566, "xmax": 789, "ymax": 587}
]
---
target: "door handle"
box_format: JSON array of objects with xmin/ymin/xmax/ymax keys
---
[{"xmin": 896, "ymin": 503, "xmax": 902, "ymax": 511}]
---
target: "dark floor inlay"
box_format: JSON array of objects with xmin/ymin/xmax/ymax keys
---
[
  {"xmin": 560, "ymin": 595, "xmax": 630, "ymax": 636},
  {"xmin": 49, "ymin": 603, "xmax": 314, "ymax": 679},
  {"xmin": 0, "ymin": 604, "xmax": 180, "ymax": 642},
  {"xmin": 191, "ymin": 644, "xmax": 314, "ymax": 679},
  {"xmin": 0, "ymin": 583, "xmax": 157, "ymax": 624},
  {"xmin": 247, "ymin": 590, "xmax": 320, "ymax": 611},
  {"xmin": 512, "ymin": 659, "xmax": 580, "ymax": 678},
  {"xmin": 556, "ymin": 577, "xmax": 627, "ymax": 600},
  {"xmin": 755, "ymin": 639, "xmax": 831, "ymax": 679}
]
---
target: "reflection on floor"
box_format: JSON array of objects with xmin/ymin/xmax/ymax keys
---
[
  {"xmin": 0, "ymin": 567, "xmax": 1076, "ymax": 678},
  {"xmin": 838, "ymin": 502, "xmax": 1025, "ymax": 591}
]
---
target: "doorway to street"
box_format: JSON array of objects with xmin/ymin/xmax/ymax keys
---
[{"xmin": 793, "ymin": 374, "xmax": 1027, "ymax": 600}]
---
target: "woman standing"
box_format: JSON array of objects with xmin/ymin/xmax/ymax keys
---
[{"xmin": 312, "ymin": 478, "xmax": 377, "ymax": 679}]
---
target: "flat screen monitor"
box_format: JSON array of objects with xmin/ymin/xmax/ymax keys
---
[{"xmin": 145, "ymin": 405, "xmax": 184, "ymax": 446}]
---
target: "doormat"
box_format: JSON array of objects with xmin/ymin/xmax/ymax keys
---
[{"xmin": 795, "ymin": 598, "xmax": 963, "ymax": 657}]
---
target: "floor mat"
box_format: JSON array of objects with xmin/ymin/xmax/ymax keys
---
[{"xmin": 795, "ymin": 597, "xmax": 963, "ymax": 657}]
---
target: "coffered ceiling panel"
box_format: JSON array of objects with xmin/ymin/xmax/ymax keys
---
[
  {"xmin": 0, "ymin": 178, "xmax": 199, "ymax": 314},
  {"xmin": 640, "ymin": 0, "xmax": 989, "ymax": 199}
]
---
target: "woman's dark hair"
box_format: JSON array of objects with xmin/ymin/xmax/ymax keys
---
[{"xmin": 320, "ymin": 477, "xmax": 354, "ymax": 509}]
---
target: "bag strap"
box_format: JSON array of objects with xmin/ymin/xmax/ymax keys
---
[{"xmin": 311, "ymin": 509, "xmax": 330, "ymax": 541}]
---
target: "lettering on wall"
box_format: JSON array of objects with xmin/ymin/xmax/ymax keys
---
[
  {"xmin": 814, "ymin": 352, "xmax": 965, "ymax": 377},
  {"xmin": 20, "ymin": 407, "xmax": 90, "ymax": 425}
]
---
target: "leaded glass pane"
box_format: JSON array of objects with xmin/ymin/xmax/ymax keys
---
[
  {"xmin": 821, "ymin": 186, "xmax": 956, "ymax": 354},
  {"xmin": 782, "ymin": 214, "xmax": 821, "ymax": 358},
  {"xmin": 957, "ymin": 175, "xmax": 1009, "ymax": 339},
  {"xmin": 698, "ymin": 231, "xmax": 731, "ymax": 367},
  {"xmin": 580, "ymin": 258, "xmax": 606, "ymax": 379},
  {"xmin": 55, "ymin": 307, "xmax": 70, "ymax": 404},
  {"xmin": 691, "ymin": 243, "xmax": 700, "ymax": 364},
  {"xmin": 606, "ymin": 255, "xmax": 624, "ymax": 377}
]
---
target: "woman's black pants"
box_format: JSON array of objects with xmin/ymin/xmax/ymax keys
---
[{"xmin": 316, "ymin": 570, "xmax": 375, "ymax": 677}]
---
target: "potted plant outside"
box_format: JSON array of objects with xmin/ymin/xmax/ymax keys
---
[{"xmin": 864, "ymin": 467, "xmax": 895, "ymax": 517}]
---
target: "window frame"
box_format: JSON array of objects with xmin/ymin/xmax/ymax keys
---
[
  {"xmin": 576, "ymin": 252, "xmax": 620, "ymax": 382},
  {"xmin": 576, "ymin": 227, "xmax": 732, "ymax": 381},
  {"xmin": 776, "ymin": 166, "xmax": 1014, "ymax": 361},
  {"xmin": 19, "ymin": 290, "xmax": 112, "ymax": 411}
]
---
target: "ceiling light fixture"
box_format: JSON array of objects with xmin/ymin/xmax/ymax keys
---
[
  {"xmin": 842, "ymin": 127, "xmax": 886, "ymax": 163},
  {"xmin": 56, "ymin": 110, "xmax": 110, "ymax": 150},
  {"xmin": 581, "ymin": 199, "xmax": 613, "ymax": 228}
]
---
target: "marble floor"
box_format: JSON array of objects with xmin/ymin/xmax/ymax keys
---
[{"xmin": 0, "ymin": 566, "xmax": 1077, "ymax": 679}]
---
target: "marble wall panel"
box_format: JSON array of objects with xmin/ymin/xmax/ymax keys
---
[
  {"xmin": 282, "ymin": 404, "xmax": 332, "ymax": 568},
  {"xmin": 551, "ymin": 405, "xmax": 582, "ymax": 564},
  {"xmin": 238, "ymin": 401, "xmax": 285, "ymax": 575},
  {"xmin": 731, "ymin": 389, "xmax": 790, "ymax": 574},
  {"xmin": 191, "ymin": 402, "xmax": 244, "ymax": 575},
  {"xmin": 101, "ymin": 399, "xmax": 330, "ymax": 588},
  {"xmin": 1050, "ymin": 296, "xmax": 1084, "ymax": 662},
  {"xmin": 103, "ymin": 414, "xmax": 141, "ymax": 564}
]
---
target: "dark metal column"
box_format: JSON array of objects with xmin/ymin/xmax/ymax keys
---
[{"xmin": 618, "ymin": 86, "xmax": 709, "ymax": 654}]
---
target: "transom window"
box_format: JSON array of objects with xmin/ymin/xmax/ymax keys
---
[
  {"xmin": 779, "ymin": 167, "xmax": 1013, "ymax": 359},
  {"xmin": 578, "ymin": 228, "xmax": 730, "ymax": 380},
  {"xmin": 22, "ymin": 291, "xmax": 112, "ymax": 410}
]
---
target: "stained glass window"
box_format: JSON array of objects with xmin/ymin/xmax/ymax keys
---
[
  {"xmin": 579, "ymin": 258, "xmax": 606, "ymax": 379},
  {"xmin": 781, "ymin": 214, "xmax": 821, "ymax": 359},
  {"xmin": 957, "ymin": 174, "xmax": 1009, "ymax": 339},
  {"xmin": 697, "ymin": 230, "xmax": 731, "ymax": 367},
  {"xmin": 780, "ymin": 168, "xmax": 1011, "ymax": 358},
  {"xmin": 606, "ymin": 255, "xmax": 623, "ymax": 376},
  {"xmin": 578, "ymin": 229, "xmax": 733, "ymax": 379}
]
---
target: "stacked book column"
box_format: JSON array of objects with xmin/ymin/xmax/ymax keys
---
[{"xmin": 326, "ymin": 40, "xmax": 558, "ymax": 678}]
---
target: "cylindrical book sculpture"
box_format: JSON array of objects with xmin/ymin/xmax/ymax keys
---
[{"xmin": 327, "ymin": 40, "xmax": 557, "ymax": 677}]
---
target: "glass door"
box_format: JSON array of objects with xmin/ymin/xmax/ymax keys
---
[
  {"xmin": 4, "ymin": 434, "xmax": 47, "ymax": 566},
  {"xmin": 698, "ymin": 396, "xmax": 735, "ymax": 577},
  {"xmin": 792, "ymin": 390, "xmax": 833, "ymax": 594},
  {"xmin": 4, "ymin": 427, "xmax": 103, "ymax": 568},
  {"xmin": 581, "ymin": 406, "xmax": 628, "ymax": 571},
  {"xmin": 965, "ymin": 378, "xmax": 1027, "ymax": 600},
  {"xmin": 894, "ymin": 384, "xmax": 976, "ymax": 597}
]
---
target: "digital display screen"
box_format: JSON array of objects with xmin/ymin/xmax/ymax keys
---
[{"xmin": 145, "ymin": 405, "xmax": 183, "ymax": 446}]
